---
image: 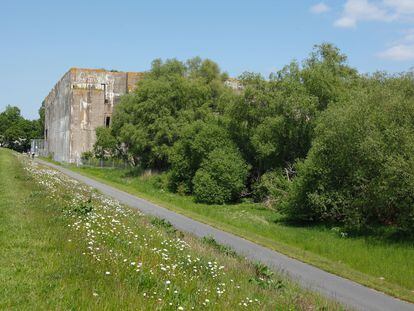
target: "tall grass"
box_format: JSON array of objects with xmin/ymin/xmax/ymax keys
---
[
  {"xmin": 67, "ymin": 165, "xmax": 414, "ymax": 303},
  {"xmin": 0, "ymin": 149, "xmax": 340, "ymax": 310}
]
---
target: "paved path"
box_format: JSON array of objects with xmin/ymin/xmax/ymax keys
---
[{"xmin": 37, "ymin": 159, "xmax": 414, "ymax": 311}]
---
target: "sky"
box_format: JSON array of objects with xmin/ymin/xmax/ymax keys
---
[{"xmin": 1, "ymin": 0, "xmax": 414, "ymax": 120}]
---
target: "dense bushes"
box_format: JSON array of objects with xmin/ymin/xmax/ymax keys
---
[
  {"xmin": 226, "ymin": 67, "xmax": 319, "ymax": 175},
  {"xmin": 285, "ymin": 75, "xmax": 414, "ymax": 232},
  {"xmin": 253, "ymin": 170, "xmax": 290, "ymax": 209},
  {"xmin": 168, "ymin": 119, "xmax": 249, "ymax": 203},
  {"xmin": 92, "ymin": 45, "xmax": 414, "ymax": 235},
  {"xmin": 193, "ymin": 148, "xmax": 249, "ymax": 204},
  {"xmin": 168, "ymin": 120, "xmax": 235, "ymax": 194}
]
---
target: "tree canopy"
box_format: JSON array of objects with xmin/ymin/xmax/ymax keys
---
[
  {"xmin": 92, "ymin": 44, "xmax": 414, "ymax": 235},
  {"xmin": 0, "ymin": 105, "xmax": 43, "ymax": 152},
  {"xmin": 285, "ymin": 73, "xmax": 414, "ymax": 233}
]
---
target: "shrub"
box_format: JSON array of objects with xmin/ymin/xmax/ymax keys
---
[
  {"xmin": 149, "ymin": 172, "xmax": 169, "ymax": 192},
  {"xmin": 168, "ymin": 120, "xmax": 235, "ymax": 193},
  {"xmin": 73, "ymin": 197, "xmax": 93, "ymax": 215},
  {"xmin": 249, "ymin": 263, "xmax": 285, "ymax": 290},
  {"xmin": 253, "ymin": 170, "xmax": 291, "ymax": 209},
  {"xmin": 193, "ymin": 170, "xmax": 228, "ymax": 204},
  {"xmin": 81, "ymin": 151, "xmax": 93, "ymax": 161},
  {"xmin": 193, "ymin": 147, "xmax": 249, "ymax": 204},
  {"xmin": 285, "ymin": 75, "xmax": 414, "ymax": 233},
  {"xmin": 93, "ymin": 127, "xmax": 118, "ymax": 159}
]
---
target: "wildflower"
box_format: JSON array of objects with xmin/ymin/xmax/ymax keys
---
[{"xmin": 105, "ymin": 271, "xmax": 110, "ymax": 275}]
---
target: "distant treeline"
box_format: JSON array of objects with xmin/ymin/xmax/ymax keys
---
[
  {"xmin": 0, "ymin": 104, "xmax": 44, "ymax": 152},
  {"xmin": 90, "ymin": 43, "xmax": 414, "ymax": 235}
]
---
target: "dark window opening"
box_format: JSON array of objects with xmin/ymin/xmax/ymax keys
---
[
  {"xmin": 45, "ymin": 129, "xmax": 48, "ymax": 140},
  {"xmin": 105, "ymin": 116, "xmax": 111, "ymax": 128}
]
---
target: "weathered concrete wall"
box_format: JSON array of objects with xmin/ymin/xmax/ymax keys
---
[
  {"xmin": 44, "ymin": 71, "xmax": 72, "ymax": 162},
  {"xmin": 127, "ymin": 72, "xmax": 145, "ymax": 92},
  {"xmin": 44, "ymin": 68, "xmax": 143, "ymax": 163}
]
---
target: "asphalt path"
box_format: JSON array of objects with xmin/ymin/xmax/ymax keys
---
[{"xmin": 36, "ymin": 159, "xmax": 414, "ymax": 311}]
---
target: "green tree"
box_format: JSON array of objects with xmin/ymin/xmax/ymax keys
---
[
  {"xmin": 226, "ymin": 64, "xmax": 318, "ymax": 176},
  {"xmin": 168, "ymin": 119, "xmax": 235, "ymax": 193},
  {"xmin": 93, "ymin": 127, "xmax": 118, "ymax": 159},
  {"xmin": 112, "ymin": 58, "xmax": 234, "ymax": 169},
  {"xmin": 301, "ymin": 43, "xmax": 358, "ymax": 110},
  {"xmin": 285, "ymin": 73, "xmax": 414, "ymax": 234},
  {"xmin": 0, "ymin": 105, "xmax": 42, "ymax": 152},
  {"xmin": 0, "ymin": 105, "xmax": 22, "ymax": 133}
]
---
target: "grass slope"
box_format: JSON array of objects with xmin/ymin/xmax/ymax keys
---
[
  {"xmin": 0, "ymin": 149, "xmax": 340, "ymax": 310},
  {"xmin": 64, "ymin": 165, "xmax": 414, "ymax": 303}
]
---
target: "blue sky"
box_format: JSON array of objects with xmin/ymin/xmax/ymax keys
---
[{"xmin": 1, "ymin": 0, "xmax": 414, "ymax": 119}]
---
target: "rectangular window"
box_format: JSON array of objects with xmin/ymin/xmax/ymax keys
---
[{"xmin": 105, "ymin": 116, "xmax": 111, "ymax": 128}]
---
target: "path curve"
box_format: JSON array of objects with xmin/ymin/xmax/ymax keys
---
[{"xmin": 37, "ymin": 159, "xmax": 414, "ymax": 311}]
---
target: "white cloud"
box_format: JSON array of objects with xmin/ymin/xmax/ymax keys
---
[
  {"xmin": 377, "ymin": 44, "xmax": 414, "ymax": 60},
  {"xmin": 310, "ymin": 2, "xmax": 330, "ymax": 14},
  {"xmin": 397, "ymin": 28, "xmax": 414, "ymax": 42},
  {"xmin": 334, "ymin": 0, "xmax": 395, "ymax": 28},
  {"xmin": 384, "ymin": 0, "xmax": 414, "ymax": 15},
  {"xmin": 403, "ymin": 31, "xmax": 414, "ymax": 42},
  {"xmin": 312, "ymin": 0, "xmax": 414, "ymax": 61},
  {"xmin": 335, "ymin": 16, "xmax": 358, "ymax": 27},
  {"xmin": 378, "ymin": 29, "xmax": 414, "ymax": 61}
]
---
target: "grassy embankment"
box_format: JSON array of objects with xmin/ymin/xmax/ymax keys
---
[
  {"xmin": 63, "ymin": 164, "xmax": 414, "ymax": 303},
  {"xmin": 0, "ymin": 148, "xmax": 340, "ymax": 310}
]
